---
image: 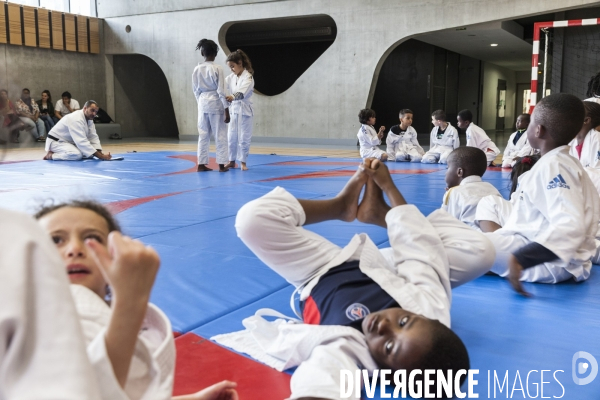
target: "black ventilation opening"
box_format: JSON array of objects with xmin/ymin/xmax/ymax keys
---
[{"xmin": 223, "ymin": 15, "xmax": 337, "ymax": 96}]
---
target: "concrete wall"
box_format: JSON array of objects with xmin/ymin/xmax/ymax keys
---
[
  {"xmin": 99, "ymin": 0, "xmax": 600, "ymax": 142},
  {"xmin": 0, "ymin": 21, "xmax": 106, "ymax": 111},
  {"xmin": 481, "ymin": 62, "xmax": 517, "ymax": 130}
]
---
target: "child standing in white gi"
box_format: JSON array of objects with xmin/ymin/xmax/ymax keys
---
[
  {"xmin": 442, "ymin": 147, "xmax": 502, "ymax": 230},
  {"xmin": 36, "ymin": 201, "xmax": 238, "ymax": 400},
  {"xmin": 193, "ymin": 39, "xmax": 231, "ymax": 172},
  {"xmin": 385, "ymin": 109, "xmax": 424, "ymax": 162},
  {"xmin": 357, "ymin": 108, "xmax": 387, "ymax": 161},
  {"xmin": 224, "ymin": 50, "xmax": 254, "ymax": 171},
  {"xmin": 485, "ymin": 94, "xmax": 600, "ymax": 295},
  {"xmin": 457, "ymin": 109, "xmax": 500, "ymax": 166},
  {"xmin": 422, "ymin": 109, "xmax": 459, "ymax": 164},
  {"xmin": 501, "ymin": 114, "xmax": 530, "ymax": 168}
]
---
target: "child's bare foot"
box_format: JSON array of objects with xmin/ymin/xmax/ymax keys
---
[
  {"xmin": 224, "ymin": 161, "xmax": 236, "ymax": 169},
  {"xmin": 218, "ymin": 164, "xmax": 229, "ymax": 172},
  {"xmin": 357, "ymin": 177, "xmax": 391, "ymax": 228},
  {"xmin": 334, "ymin": 167, "xmax": 368, "ymax": 222},
  {"xmin": 241, "ymin": 162, "xmax": 248, "ymax": 171},
  {"xmin": 43, "ymin": 151, "xmax": 54, "ymax": 160},
  {"xmin": 197, "ymin": 164, "xmax": 213, "ymax": 172}
]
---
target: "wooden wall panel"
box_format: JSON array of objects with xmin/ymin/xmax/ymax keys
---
[
  {"xmin": 89, "ymin": 17, "xmax": 99, "ymax": 54},
  {"xmin": 64, "ymin": 13, "xmax": 75, "ymax": 51},
  {"xmin": 37, "ymin": 8, "xmax": 50, "ymax": 49},
  {"xmin": 0, "ymin": 3, "xmax": 7, "ymax": 44},
  {"xmin": 7, "ymin": 3, "xmax": 22, "ymax": 45},
  {"xmin": 51, "ymin": 11, "xmax": 63, "ymax": 50},
  {"xmin": 22, "ymin": 6, "xmax": 36, "ymax": 47},
  {"xmin": 76, "ymin": 16, "xmax": 88, "ymax": 52}
]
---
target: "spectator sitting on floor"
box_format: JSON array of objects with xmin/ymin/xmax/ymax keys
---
[
  {"xmin": 16, "ymin": 88, "xmax": 46, "ymax": 142},
  {"xmin": 37, "ymin": 90, "xmax": 58, "ymax": 132},
  {"xmin": 0, "ymin": 89, "xmax": 26, "ymax": 143},
  {"xmin": 55, "ymin": 91, "xmax": 80, "ymax": 120}
]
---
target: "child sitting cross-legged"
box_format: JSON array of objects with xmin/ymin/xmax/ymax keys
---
[
  {"xmin": 442, "ymin": 146, "xmax": 502, "ymax": 230},
  {"xmin": 483, "ymin": 93, "xmax": 600, "ymax": 295}
]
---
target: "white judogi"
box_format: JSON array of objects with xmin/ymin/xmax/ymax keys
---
[
  {"xmin": 226, "ymin": 69, "xmax": 254, "ymax": 163},
  {"xmin": 569, "ymin": 129, "xmax": 600, "ymax": 168},
  {"xmin": 442, "ymin": 176, "xmax": 502, "ymax": 230},
  {"xmin": 509, "ymin": 139, "xmax": 540, "ymax": 167},
  {"xmin": 501, "ymin": 130, "xmax": 528, "ymax": 168},
  {"xmin": 422, "ymin": 124, "xmax": 459, "ymax": 164},
  {"xmin": 466, "ymin": 123, "xmax": 500, "ymax": 165},
  {"xmin": 357, "ymin": 124, "xmax": 385, "ymax": 159},
  {"xmin": 227, "ymin": 187, "xmax": 495, "ymax": 399},
  {"xmin": 475, "ymin": 194, "xmax": 514, "ymax": 228},
  {"xmin": 0, "ymin": 209, "xmax": 101, "ymax": 400},
  {"xmin": 585, "ymin": 97, "xmax": 600, "ymax": 104},
  {"xmin": 486, "ymin": 146, "xmax": 600, "ymax": 283},
  {"xmin": 192, "ymin": 61, "xmax": 229, "ymax": 165},
  {"xmin": 385, "ymin": 125, "xmax": 424, "ymax": 162},
  {"xmin": 71, "ymin": 285, "xmax": 175, "ymax": 400},
  {"xmin": 45, "ymin": 110, "xmax": 101, "ymax": 161}
]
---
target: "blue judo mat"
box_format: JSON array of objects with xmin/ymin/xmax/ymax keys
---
[{"xmin": 1, "ymin": 151, "xmax": 598, "ymax": 399}]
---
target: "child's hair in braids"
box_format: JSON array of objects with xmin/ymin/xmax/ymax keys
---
[
  {"xmin": 586, "ymin": 71, "xmax": 600, "ymax": 98},
  {"xmin": 196, "ymin": 39, "xmax": 219, "ymax": 57},
  {"xmin": 226, "ymin": 49, "xmax": 254, "ymax": 75}
]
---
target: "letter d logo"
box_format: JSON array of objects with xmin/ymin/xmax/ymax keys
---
[{"xmin": 572, "ymin": 351, "xmax": 598, "ymax": 385}]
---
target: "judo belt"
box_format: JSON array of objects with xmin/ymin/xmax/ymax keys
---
[{"xmin": 47, "ymin": 134, "xmax": 59, "ymax": 141}]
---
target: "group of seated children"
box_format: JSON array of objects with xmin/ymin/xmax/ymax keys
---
[
  {"xmin": 6, "ymin": 93, "xmax": 600, "ymax": 399},
  {"xmin": 211, "ymin": 93, "xmax": 600, "ymax": 398},
  {"xmin": 357, "ymin": 107, "xmax": 500, "ymax": 166},
  {"xmin": 443, "ymin": 94, "xmax": 600, "ymax": 295}
]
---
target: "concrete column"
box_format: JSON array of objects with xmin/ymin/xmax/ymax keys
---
[{"xmin": 104, "ymin": 54, "xmax": 115, "ymax": 120}]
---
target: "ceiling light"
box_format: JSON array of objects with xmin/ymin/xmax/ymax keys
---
[
  {"xmin": 490, "ymin": 43, "xmax": 498, "ymax": 47},
  {"xmin": 538, "ymin": 62, "xmax": 541, "ymax": 65}
]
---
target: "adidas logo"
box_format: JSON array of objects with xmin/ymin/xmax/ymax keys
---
[
  {"xmin": 596, "ymin": 150, "xmax": 600, "ymax": 161},
  {"xmin": 547, "ymin": 174, "xmax": 570, "ymax": 190}
]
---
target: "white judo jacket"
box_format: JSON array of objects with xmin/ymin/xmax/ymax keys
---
[
  {"xmin": 498, "ymin": 146, "xmax": 600, "ymax": 280},
  {"xmin": 70, "ymin": 285, "xmax": 175, "ymax": 400},
  {"xmin": 442, "ymin": 176, "xmax": 502, "ymax": 230},
  {"xmin": 192, "ymin": 61, "xmax": 229, "ymax": 114},
  {"xmin": 385, "ymin": 125, "xmax": 424, "ymax": 159},
  {"xmin": 428, "ymin": 124, "xmax": 459, "ymax": 153},
  {"xmin": 502, "ymin": 130, "xmax": 528, "ymax": 167},
  {"xmin": 215, "ymin": 205, "xmax": 456, "ymax": 399},
  {"xmin": 357, "ymin": 124, "xmax": 382, "ymax": 158},
  {"xmin": 0, "ymin": 209, "xmax": 102, "ymax": 400},
  {"xmin": 225, "ymin": 69, "xmax": 254, "ymax": 116},
  {"xmin": 45, "ymin": 110, "xmax": 101, "ymax": 158},
  {"xmin": 569, "ymin": 129, "xmax": 600, "ymax": 168},
  {"xmin": 466, "ymin": 123, "xmax": 500, "ymax": 154}
]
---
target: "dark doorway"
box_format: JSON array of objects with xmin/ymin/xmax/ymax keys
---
[
  {"xmin": 224, "ymin": 15, "xmax": 337, "ymax": 96},
  {"xmin": 113, "ymin": 54, "xmax": 179, "ymax": 138},
  {"xmin": 496, "ymin": 79, "xmax": 507, "ymax": 131},
  {"xmin": 371, "ymin": 39, "xmax": 435, "ymax": 137}
]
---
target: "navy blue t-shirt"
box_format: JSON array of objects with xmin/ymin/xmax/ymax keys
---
[{"xmin": 300, "ymin": 260, "xmax": 400, "ymax": 332}]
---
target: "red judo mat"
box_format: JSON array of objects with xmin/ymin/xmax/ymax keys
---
[{"xmin": 173, "ymin": 332, "xmax": 291, "ymax": 399}]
